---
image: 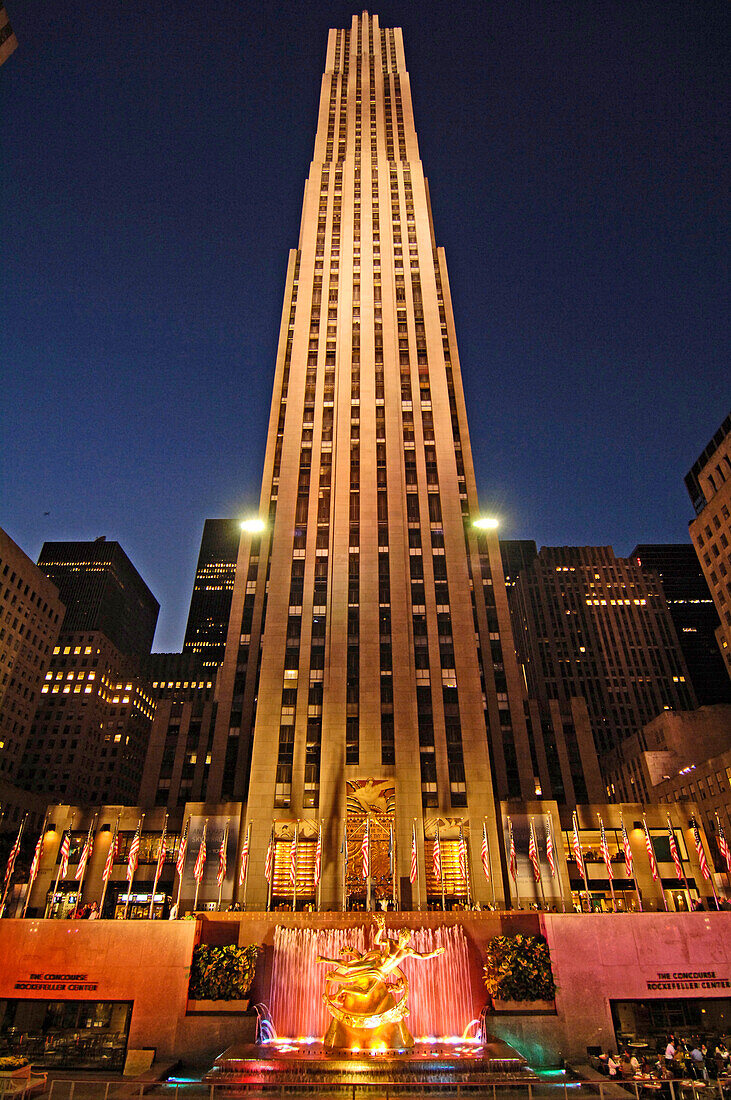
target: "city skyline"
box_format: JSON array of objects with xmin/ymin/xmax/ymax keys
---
[{"xmin": 3, "ymin": 0, "xmax": 728, "ymax": 652}]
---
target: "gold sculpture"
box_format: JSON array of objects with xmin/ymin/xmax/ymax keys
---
[{"xmin": 317, "ymin": 915, "xmax": 444, "ymax": 1051}]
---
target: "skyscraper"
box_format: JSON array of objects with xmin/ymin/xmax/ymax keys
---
[
  {"xmin": 685, "ymin": 413, "xmax": 731, "ymax": 681},
  {"xmin": 183, "ymin": 519, "xmax": 242, "ymax": 669},
  {"xmin": 210, "ymin": 13, "xmax": 531, "ymax": 910}
]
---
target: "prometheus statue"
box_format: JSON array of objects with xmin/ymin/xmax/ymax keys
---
[{"xmin": 317, "ymin": 914, "xmax": 444, "ymax": 1050}]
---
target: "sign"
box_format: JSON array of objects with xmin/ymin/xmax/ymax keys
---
[
  {"xmin": 646, "ymin": 970, "xmax": 730, "ymax": 991},
  {"xmin": 15, "ymin": 972, "xmax": 98, "ymax": 992}
]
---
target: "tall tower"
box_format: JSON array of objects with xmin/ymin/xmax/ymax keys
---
[{"xmin": 213, "ymin": 14, "xmax": 530, "ymax": 909}]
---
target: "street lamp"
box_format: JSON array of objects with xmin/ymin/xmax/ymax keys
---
[
  {"xmin": 472, "ymin": 516, "xmax": 499, "ymax": 531},
  {"xmin": 240, "ymin": 518, "xmax": 266, "ymax": 534}
]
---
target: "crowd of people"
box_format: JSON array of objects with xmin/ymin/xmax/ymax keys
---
[{"xmin": 596, "ymin": 1036, "xmax": 730, "ymax": 1091}]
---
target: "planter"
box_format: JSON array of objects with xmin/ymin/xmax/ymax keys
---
[
  {"xmin": 491, "ymin": 998, "xmax": 556, "ymax": 1014},
  {"xmin": 0, "ymin": 1064, "xmax": 32, "ymax": 1080},
  {"xmin": 187, "ymin": 998, "xmax": 250, "ymax": 1015}
]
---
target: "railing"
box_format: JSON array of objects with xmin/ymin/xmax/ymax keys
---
[{"xmin": 1, "ymin": 1077, "xmax": 728, "ymax": 1100}]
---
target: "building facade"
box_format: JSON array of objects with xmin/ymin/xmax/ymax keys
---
[
  {"xmin": 509, "ymin": 546, "xmax": 697, "ymax": 767},
  {"xmin": 204, "ymin": 13, "xmax": 536, "ymax": 909},
  {"xmin": 0, "ymin": 528, "xmax": 64, "ymax": 793},
  {"xmin": 183, "ymin": 519, "xmax": 242, "ymax": 669},
  {"xmin": 685, "ymin": 413, "xmax": 731, "ymax": 680},
  {"xmin": 17, "ymin": 539, "xmax": 159, "ymax": 804},
  {"xmin": 632, "ymin": 543, "xmax": 731, "ymax": 706}
]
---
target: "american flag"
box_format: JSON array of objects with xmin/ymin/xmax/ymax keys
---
[
  {"xmin": 75, "ymin": 829, "xmax": 93, "ymax": 882},
  {"xmin": 481, "ymin": 823, "xmax": 490, "ymax": 882},
  {"xmin": 264, "ymin": 829, "xmax": 274, "ymax": 884},
  {"xmin": 361, "ymin": 818, "xmax": 370, "ymax": 881},
  {"xmin": 176, "ymin": 819, "xmax": 189, "ymax": 881},
  {"xmin": 313, "ymin": 823, "xmax": 322, "ymax": 886},
  {"xmin": 432, "ymin": 823, "xmax": 442, "ymax": 882},
  {"xmin": 193, "ymin": 822, "xmax": 207, "ymax": 885},
  {"xmin": 717, "ymin": 819, "xmax": 731, "ymax": 874},
  {"xmin": 599, "ymin": 817, "xmax": 613, "ymax": 882},
  {"xmin": 28, "ymin": 829, "xmax": 45, "ymax": 886},
  {"xmin": 102, "ymin": 827, "xmax": 118, "ymax": 884},
  {"xmin": 3, "ymin": 824, "xmax": 23, "ymax": 886},
  {"xmin": 545, "ymin": 819, "xmax": 556, "ymax": 877},
  {"xmin": 620, "ymin": 819, "xmax": 634, "ymax": 879},
  {"xmin": 155, "ymin": 826, "xmax": 167, "ymax": 883},
  {"xmin": 458, "ymin": 825, "xmax": 468, "ymax": 882},
  {"xmin": 571, "ymin": 812, "xmax": 585, "ymax": 877},
  {"xmin": 643, "ymin": 820, "xmax": 659, "ymax": 881},
  {"xmin": 508, "ymin": 818, "xmax": 517, "ymax": 882},
  {"xmin": 667, "ymin": 819, "xmax": 683, "ymax": 881},
  {"xmin": 410, "ymin": 823, "xmax": 418, "ymax": 884},
  {"xmin": 127, "ymin": 821, "xmax": 141, "ymax": 883},
  {"xmin": 217, "ymin": 824, "xmax": 228, "ymax": 888},
  {"xmin": 528, "ymin": 820, "xmax": 540, "ymax": 882},
  {"xmin": 289, "ymin": 825, "xmax": 298, "ymax": 887},
  {"xmin": 692, "ymin": 821, "xmax": 711, "ymax": 880},
  {"xmin": 238, "ymin": 825, "xmax": 250, "ymax": 888}
]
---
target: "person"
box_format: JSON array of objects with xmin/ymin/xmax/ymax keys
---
[
  {"xmin": 630, "ymin": 1053, "xmax": 641, "ymax": 1073},
  {"xmin": 665, "ymin": 1036, "xmax": 676, "ymax": 1067},
  {"xmin": 607, "ymin": 1054, "xmax": 619, "ymax": 1077},
  {"xmin": 87, "ymin": 901, "xmax": 99, "ymax": 920},
  {"xmin": 690, "ymin": 1043, "xmax": 708, "ymax": 1081}
]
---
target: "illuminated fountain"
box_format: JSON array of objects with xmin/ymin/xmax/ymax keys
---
[{"xmin": 206, "ymin": 917, "xmax": 533, "ymax": 1092}]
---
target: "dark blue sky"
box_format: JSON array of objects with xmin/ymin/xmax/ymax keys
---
[{"xmin": 3, "ymin": 1, "xmax": 728, "ymax": 652}]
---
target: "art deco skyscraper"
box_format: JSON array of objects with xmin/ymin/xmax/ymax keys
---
[{"xmin": 211, "ymin": 14, "xmax": 531, "ymax": 909}]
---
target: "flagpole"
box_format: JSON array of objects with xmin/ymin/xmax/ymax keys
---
[
  {"xmin": 291, "ymin": 821, "xmax": 298, "ymax": 913},
  {"xmin": 218, "ymin": 821, "xmax": 229, "ymax": 911},
  {"xmin": 667, "ymin": 813, "xmax": 691, "ymax": 904},
  {"xmin": 531, "ymin": 818, "xmax": 546, "ymax": 910},
  {"xmin": 621, "ymin": 815, "xmax": 643, "ymax": 913},
  {"xmin": 694, "ymin": 820, "xmax": 720, "ymax": 910},
  {"xmin": 148, "ymin": 813, "xmax": 168, "ymax": 920},
  {"xmin": 73, "ymin": 814, "xmax": 97, "ymax": 919},
  {"xmin": 193, "ymin": 818, "xmax": 208, "ymax": 913},
  {"xmin": 241, "ymin": 822, "xmax": 251, "ymax": 911},
  {"xmin": 546, "ymin": 815, "xmax": 564, "ymax": 912},
  {"xmin": 266, "ymin": 826, "xmax": 274, "ymax": 912},
  {"xmin": 0, "ymin": 814, "xmax": 28, "ymax": 917},
  {"xmin": 508, "ymin": 818, "xmax": 521, "ymax": 910},
  {"xmin": 716, "ymin": 813, "xmax": 731, "ymax": 890},
  {"xmin": 573, "ymin": 811, "xmax": 591, "ymax": 911},
  {"xmin": 51, "ymin": 813, "xmax": 74, "ymax": 917},
  {"xmin": 391, "ymin": 823, "xmax": 397, "ymax": 910},
  {"xmin": 366, "ymin": 818, "xmax": 372, "ymax": 912},
  {"xmin": 22, "ymin": 810, "xmax": 50, "ymax": 918},
  {"xmin": 124, "ymin": 813, "xmax": 144, "ymax": 919},
  {"xmin": 437, "ymin": 824, "xmax": 445, "ymax": 911},
  {"xmin": 101, "ymin": 812, "xmax": 121, "ymax": 919},
  {"xmin": 599, "ymin": 815, "xmax": 617, "ymax": 912},
  {"xmin": 317, "ymin": 820, "xmax": 322, "ymax": 912},
  {"xmin": 174, "ymin": 817, "xmax": 189, "ymax": 917},
  {"xmin": 342, "ymin": 822, "xmax": 347, "ymax": 912},
  {"xmin": 464, "ymin": 828, "xmax": 472, "ymax": 909},
  {"xmin": 643, "ymin": 812, "xmax": 668, "ymax": 912},
  {"xmin": 414, "ymin": 820, "xmax": 421, "ymax": 911},
  {"xmin": 483, "ymin": 820, "xmax": 496, "ymax": 909}
]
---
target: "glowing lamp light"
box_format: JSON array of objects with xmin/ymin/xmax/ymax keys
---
[
  {"xmin": 472, "ymin": 516, "xmax": 499, "ymax": 530},
  {"xmin": 240, "ymin": 518, "xmax": 266, "ymax": 534}
]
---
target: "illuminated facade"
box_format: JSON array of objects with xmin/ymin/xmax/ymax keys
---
[
  {"xmin": 685, "ymin": 413, "xmax": 731, "ymax": 681},
  {"xmin": 209, "ymin": 13, "xmax": 533, "ymax": 910},
  {"xmin": 183, "ymin": 519, "xmax": 241, "ymax": 669},
  {"xmin": 18, "ymin": 539, "xmax": 158, "ymax": 804},
  {"xmin": 509, "ymin": 546, "xmax": 697, "ymax": 770}
]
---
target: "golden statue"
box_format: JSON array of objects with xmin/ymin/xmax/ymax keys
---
[{"xmin": 317, "ymin": 915, "xmax": 444, "ymax": 1051}]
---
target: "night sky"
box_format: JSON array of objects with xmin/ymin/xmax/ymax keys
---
[{"xmin": 3, "ymin": 1, "xmax": 728, "ymax": 652}]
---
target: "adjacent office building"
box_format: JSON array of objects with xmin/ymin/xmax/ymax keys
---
[
  {"xmin": 509, "ymin": 546, "xmax": 697, "ymax": 765},
  {"xmin": 183, "ymin": 519, "xmax": 241, "ymax": 669},
  {"xmin": 0, "ymin": 529, "xmax": 64, "ymax": 823},
  {"xmin": 631, "ymin": 543, "xmax": 731, "ymax": 706},
  {"xmin": 685, "ymin": 413, "xmax": 731, "ymax": 680},
  {"xmin": 17, "ymin": 539, "xmax": 159, "ymax": 804}
]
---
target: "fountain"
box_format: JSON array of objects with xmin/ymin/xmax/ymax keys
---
[{"xmin": 206, "ymin": 917, "xmax": 533, "ymax": 1092}]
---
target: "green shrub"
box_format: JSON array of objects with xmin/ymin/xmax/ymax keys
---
[
  {"xmin": 483, "ymin": 933, "xmax": 556, "ymax": 1002},
  {"xmin": 0, "ymin": 1056, "xmax": 30, "ymax": 1071},
  {"xmin": 188, "ymin": 943, "xmax": 259, "ymax": 1001}
]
